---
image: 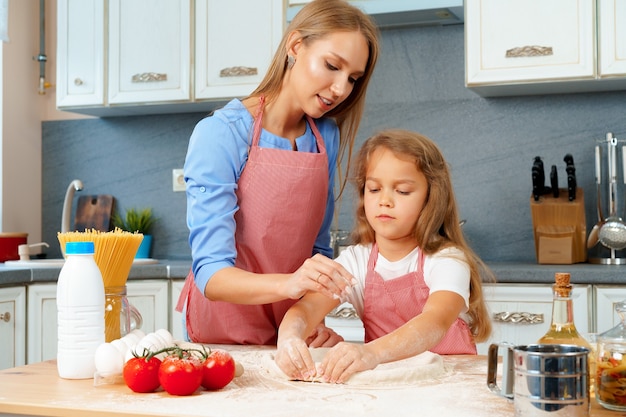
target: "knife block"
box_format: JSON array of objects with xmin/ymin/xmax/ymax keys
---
[{"xmin": 530, "ymin": 188, "xmax": 586, "ymax": 264}]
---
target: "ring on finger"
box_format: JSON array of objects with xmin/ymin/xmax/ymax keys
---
[{"xmin": 316, "ymin": 272, "xmax": 323, "ymax": 283}]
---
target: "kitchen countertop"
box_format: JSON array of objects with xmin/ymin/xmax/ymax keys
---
[
  {"xmin": 1, "ymin": 260, "xmax": 626, "ymax": 286},
  {"xmin": 0, "ymin": 347, "xmax": 613, "ymax": 417}
]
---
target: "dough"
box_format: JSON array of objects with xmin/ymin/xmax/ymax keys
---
[{"xmin": 262, "ymin": 348, "xmax": 449, "ymax": 387}]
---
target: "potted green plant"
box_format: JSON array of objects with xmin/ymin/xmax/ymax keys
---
[{"xmin": 112, "ymin": 207, "xmax": 157, "ymax": 258}]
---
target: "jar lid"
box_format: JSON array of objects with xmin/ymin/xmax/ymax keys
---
[{"xmin": 65, "ymin": 241, "xmax": 95, "ymax": 255}]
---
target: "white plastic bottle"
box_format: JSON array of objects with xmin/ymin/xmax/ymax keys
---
[{"xmin": 56, "ymin": 241, "xmax": 105, "ymax": 379}]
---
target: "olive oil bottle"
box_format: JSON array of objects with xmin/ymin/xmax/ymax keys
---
[
  {"xmin": 537, "ymin": 272, "xmax": 591, "ymax": 348},
  {"xmin": 537, "ymin": 272, "xmax": 595, "ymax": 391}
]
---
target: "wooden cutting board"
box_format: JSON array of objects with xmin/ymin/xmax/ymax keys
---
[{"xmin": 73, "ymin": 194, "xmax": 115, "ymax": 231}]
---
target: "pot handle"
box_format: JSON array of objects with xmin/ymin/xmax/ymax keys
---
[{"xmin": 487, "ymin": 342, "xmax": 515, "ymax": 399}]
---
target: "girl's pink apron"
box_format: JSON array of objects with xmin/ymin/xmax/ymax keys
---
[
  {"xmin": 362, "ymin": 244, "xmax": 477, "ymax": 354},
  {"xmin": 176, "ymin": 97, "xmax": 329, "ymax": 345}
]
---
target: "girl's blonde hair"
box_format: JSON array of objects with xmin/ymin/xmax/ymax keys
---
[
  {"xmin": 351, "ymin": 129, "xmax": 493, "ymax": 342},
  {"xmin": 249, "ymin": 0, "xmax": 380, "ymax": 196}
]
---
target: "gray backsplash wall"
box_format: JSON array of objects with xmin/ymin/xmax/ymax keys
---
[{"xmin": 42, "ymin": 24, "xmax": 626, "ymax": 263}]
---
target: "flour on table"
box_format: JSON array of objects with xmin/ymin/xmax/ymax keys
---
[{"xmin": 261, "ymin": 348, "xmax": 449, "ymax": 387}]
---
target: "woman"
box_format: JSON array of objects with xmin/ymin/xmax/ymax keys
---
[{"xmin": 176, "ymin": 0, "xmax": 380, "ymax": 345}]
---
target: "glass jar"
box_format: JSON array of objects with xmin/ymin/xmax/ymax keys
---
[
  {"xmin": 104, "ymin": 286, "xmax": 143, "ymax": 342},
  {"xmin": 596, "ymin": 300, "xmax": 626, "ymax": 411}
]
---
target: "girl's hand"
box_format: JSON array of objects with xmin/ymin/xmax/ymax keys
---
[
  {"xmin": 275, "ymin": 337, "xmax": 317, "ymax": 381},
  {"xmin": 319, "ymin": 342, "xmax": 379, "ymax": 384},
  {"xmin": 305, "ymin": 323, "xmax": 344, "ymax": 348},
  {"xmin": 285, "ymin": 254, "xmax": 356, "ymax": 300}
]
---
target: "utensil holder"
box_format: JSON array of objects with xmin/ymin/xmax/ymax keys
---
[{"xmin": 530, "ymin": 187, "xmax": 586, "ymax": 264}]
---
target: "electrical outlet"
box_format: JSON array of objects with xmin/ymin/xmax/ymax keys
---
[{"xmin": 172, "ymin": 169, "xmax": 185, "ymax": 192}]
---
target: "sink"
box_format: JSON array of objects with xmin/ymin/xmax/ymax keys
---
[{"xmin": 4, "ymin": 258, "xmax": 158, "ymax": 268}]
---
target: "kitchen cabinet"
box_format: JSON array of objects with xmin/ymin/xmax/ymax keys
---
[
  {"xmin": 465, "ymin": 0, "xmax": 626, "ymax": 96},
  {"xmin": 476, "ymin": 283, "xmax": 592, "ymax": 355},
  {"xmin": 25, "ymin": 280, "xmax": 168, "ymax": 364},
  {"xmin": 325, "ymin": 302, "xmax": 364, "ymax": 343},
  {"xmin": 56, "ymin": 0, "xmax": 105, "ymax": 107},
  {"xmin": 594, "ymin": 285, "xmax": 626, "ymax": 333},
  {"xmin": 195, "ymin": 0, "xmax": 283, "ymax": 100},
  {"xmin": 598, "ymin": 0, "xmax": 626, "ymax": 76},
  {"xmin": 27, "ymin": 283, "xmax": 57, "ymax": 363},
  {"xmin": 0, "ymin": 286, "xmax": 26, "ymax": 370},
  {"xmin": 108, "ymin": 0, "xmax": 191, "ymax": 104},
  {"xmin": 56, "ymin": 0, "xmax": 283, "ymax": 117},
  {"xmin": 126, "ymin": 280, "xmax": 169, "ymax": 335},
  {"xmin": 170, "ymin": 279, "xmax": 185, "ymax": 341}
]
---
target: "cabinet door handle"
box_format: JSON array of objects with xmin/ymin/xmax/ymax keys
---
[
  {"xmin": 327, "ymin": 306, "xmax": 359, "ymax": 320},
  {"xmin": 0, "ymin": 312, "xmax": 10, "ymax": 322},
  {"xmin": 131, "ymin": 72, "xmax": 168, "ymax": 83},
  {"xmin": 219, "ymin": 66, "xmax": 258, "ymax": 77},
  {"xmin": 74, "ymin": 78, "xmax": 83, "ymax": 86},
  {"xmin": 493, "ymin": 311, "xmax": 544, "ymax": 324},
  {"xmin": 505, "ymin": 45, "xmax": 553, "ymax": 58}
]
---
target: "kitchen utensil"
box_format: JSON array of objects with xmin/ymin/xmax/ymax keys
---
[
  {"xmin": 0, "ymin": 232, "xmax": 28, "ymax": 262},
  {"xmin": 488, "ymin": 343, "xmax": 590, "ymax": 416},
  {"xmin": 550, "ymin": 165, "xmax": 559, "ymax": 198},
  {"xmin": 532, "ymin": 156, "xmax": 546, "ymax": 201},
  {"xmin": 564, "ymin": 153, "xmax": 577, "ymax": 201},
  {"xmin": 598, "ymin": 134, "xmax": 626, "ymax": 250},
  {"xmin": 74, "ymin": 194, "xmax": 115, "ymax": 232},
  {"xmin": 588, "ymin": 145, "xmax": 604, "ymax": 249}
]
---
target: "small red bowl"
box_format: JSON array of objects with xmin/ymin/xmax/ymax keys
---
[{"xmin": 0, "ymin": 233, "xmax": 28, "ymax": 262}]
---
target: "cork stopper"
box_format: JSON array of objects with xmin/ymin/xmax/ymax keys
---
[{"xmin": 554, "ymin": 272, "xmax": 571, "ymax": 297}]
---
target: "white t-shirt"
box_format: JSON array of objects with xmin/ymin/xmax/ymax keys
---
[{"xmin": 335, "ymin": 243, "xmax": 470, "ymax": 319}]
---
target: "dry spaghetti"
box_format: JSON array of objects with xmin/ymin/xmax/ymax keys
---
[{"xmin": 57, "ymin": 228, "xmax": 144, "ymax": 341}]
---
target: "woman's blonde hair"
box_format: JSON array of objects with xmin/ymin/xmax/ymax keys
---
[
  {"xmin": 351, "ymin": 129, "xmax": 493, "ymax": 342},
  {"xmin": 250, "ymin": 0, "xmax": 380, "ymax": 196}
]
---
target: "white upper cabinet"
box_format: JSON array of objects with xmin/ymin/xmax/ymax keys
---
[
  {"xmin": 56, "ymin": 0, "xmax": 104, "ymax": 107},
  {"xmin": 108, "ymin": 0, "xmax": 191, "ymax": 104},
  {"xmin": 466, "ymin": 0, "xmax": 626, "ymax": 96},
  {"xmin": 598, "ymin": 0, "xmax": 626, "ymax": 76},
  {"xmin": 56, "ymin": 0, "xmax": 283, "ymax": 117},
  {"xmin": 466, "ymin": 0, "xmax": 595, "ymax": 85},
  {"xmin": 195, "ymin": 0, "xmax": 283, "ymax": 100}
]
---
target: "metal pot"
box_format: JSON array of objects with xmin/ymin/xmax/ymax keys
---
[{"xmin": 0, "ymin": 233, "xmax": 28, "ymax": 262}]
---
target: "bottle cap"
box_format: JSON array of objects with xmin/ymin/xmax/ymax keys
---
[{"xmin": 65, "ymin": 241, "xmax": 95, "ymax": 255}]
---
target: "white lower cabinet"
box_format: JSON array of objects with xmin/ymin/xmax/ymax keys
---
[
  {"xmin": 26, "ymin": 280, "xmax": 169, "ymax": 365},
  {"xmin": 477, "ymin": 283, "xmax": 592, "ymax": 355},
  {"xmin": 170, "ymin": 279, "xmax": 185, "ymax": 342},
  {"xmin": 594, "ymin": 286, "xmax": 626, "ymax": 334},
  {"xmin": 326, "ymin": 302, "xmax": 364, "ymax": 343},
  {"xmin": 27, "ymin": 284, "xmax": 58, "ymax": 363},
  {"xmin": 126, "ymin": 280, "xmax": 169, "ymax": 335},
  {"xmin": 0, "ymin": 286, "xmax": 26, "ymax": 370}
]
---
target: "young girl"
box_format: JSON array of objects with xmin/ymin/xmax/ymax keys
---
[
  {"xmin": 176, "ymin": 0, "xmax": 380, "ymax": 346},
  {"xmin": 275, "ymin": 129, "xmax": 493, "ymax": 383}
]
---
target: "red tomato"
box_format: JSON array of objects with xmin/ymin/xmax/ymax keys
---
[
  {"xmin": 201, "ymin": 349, "xmax": 236, "ymax": 390},
  {"xmin": 123, "ymin": 356, "xmax": 162, "ymax": 393},
  {"xmin": 158, "ymin": 351, "xmax": 203, "ymax": 396}
]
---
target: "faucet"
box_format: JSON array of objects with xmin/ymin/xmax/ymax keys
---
[
  {"xmin": 18, "ymin": 242, "xmax": 50, "ymax": 260},
  {"xmin": 61, "ymin": 179, "xmax": 83, "ymax": 233}
]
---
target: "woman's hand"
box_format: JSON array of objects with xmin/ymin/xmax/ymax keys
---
[
  {"xmin": 319, "ymin": 342, "xmax": 379, "ymax": 384},
  {"xmin": 275, "ymin": 337, "xmax": 318, "ymax": 381},
  {"xmin": 283, "ymin": 254, "xmax": 356, "ymax": 300},
  {"xmin": 305, "ymin": 323, "xmax": 344, "ymax": 347}
]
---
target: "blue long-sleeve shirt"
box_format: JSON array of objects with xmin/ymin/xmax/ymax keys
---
[{"xmin": 184, "ymin": 99, "xmax": 339, "ymax": 293}]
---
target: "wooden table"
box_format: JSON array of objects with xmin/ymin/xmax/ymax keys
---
[{"xmin": 0, "ymin": 348, "xmax": 617, "ymax": 417}]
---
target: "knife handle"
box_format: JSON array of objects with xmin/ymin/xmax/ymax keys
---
[{"xmin": 550, "ymin": 165, "xmax": 559, "ymax": 198}]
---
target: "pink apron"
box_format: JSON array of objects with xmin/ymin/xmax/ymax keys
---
[
  {"xmin": 176, "ymin": 97, "xmax": 329, "ymax": 345},
  {"xmin": 362, "ymin": 244, "xmax": 477, "ymax": 354}
]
